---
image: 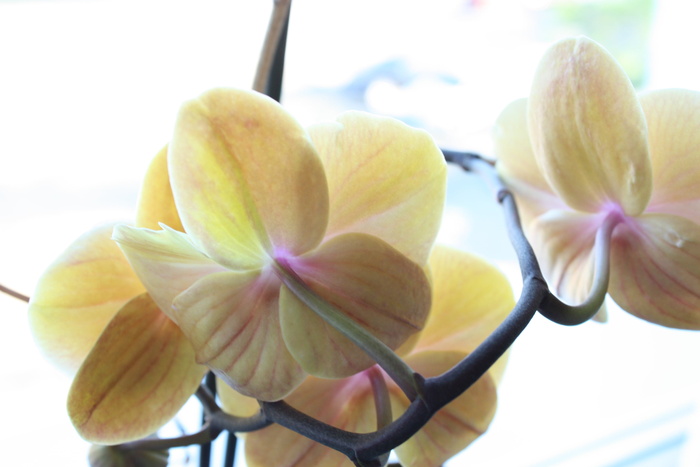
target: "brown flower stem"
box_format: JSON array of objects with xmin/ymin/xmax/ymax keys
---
[
  {"xmin": 196, "ymin": 381, "xmax": 220, "ymax": 416},
  {"xmin": 0, "ymin": 283, "xmax": 29, "ymax": 303},
  {"xmin": 199, "ymin": 373, "xmax": 217, "ymax": 467},
  {"xmin": 253, "ymin": 0, "xmax": 292, "ymax": 100}
]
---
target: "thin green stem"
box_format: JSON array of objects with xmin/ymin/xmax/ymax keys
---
[
  {"xmin": 273, "ymin": 258, "xmax": 421, "ymax": 401},
  {"xmin": 538, "ymin": 212, "xmax": 621, "ymax": 325}
]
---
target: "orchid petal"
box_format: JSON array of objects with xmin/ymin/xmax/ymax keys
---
[
  {"xmin": 641, "ymin": 89, "xmax": 700, "ymax": 225},
  {"xmin": 169, "ymin": 88, "xmax": 328, "ymax": 269},
  {"xmin": 172, "ymin": 270, "xmax": 305, "ymax": 401},
  {"xmin": 217, "ymin": 379, "xmax": 260, "ymax": 418},
  {"xmin": 68, "ymin": 293, "xmax": 206, "ymax": 444},
  {"xmin": 245, "ymin": 375, "xmax": 376, "ymax": 467},
  {"xmin": 279, "ymin": 233, "xmax": 431, "ymax": 378},
  {"xmin": 529, "ymin": 210, "xmax": 601, "ymax": 305},
  {"xmin": 494, "ymin": 98, "xmax": 565, "ymax": 226},
  {"xmin": 609, "ymin": 213, "xmax": 700, "ymax": 329},
  {"xmin": 28, "ymin": 224, "xmax": 145, "ymax": 373},
  {"xmin": 308, "ymin": 112, "xmax": 446, "ymax": 265},
  {"xmin": 112, "ymin": 225, "xmax": 225, "ymax": 319},
  {"xmin": 416, "ymin": 245, "xmax": 514, "ymax": 355},
  {"xmin": 392, "ymin": 351, "xmax": 497, "ymax": 467},
  {"xmin": 135, "ymin": 145, "xmax": 183, "ymax": 231},
  {"xmin": 529, "ymin": 36, "xmax": 651, "ymax": 215}
]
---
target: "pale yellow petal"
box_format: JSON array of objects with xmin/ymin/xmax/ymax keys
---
[
  {"xmin": 308, "ymin": 111, "xmax": 446, "ymax": 265},
  {"xmin": 245, "ymin": 374, "xmax": 375, "ymax": 467},
  {"xmin": 392, "ymin": 351, "xmax": 497, "ymax": 467},
  {"xmin": 135, "ymin": 145, "xmax": 183, "ymax": 231},
  {"xmin": 280, "ymin": 233, "xmax": 431, "ymax": 378},
  {"xmin": 494, "ymin": 98, "xmax": 565, "ymax": 226},
  {"xmin": 172, "ymin": 270, "xmax": 305, "ymax": 401},
  {"xmin": 28, "ymin": 224, "xmax": 145, "ymax": 373},
  {"xmin": 113, "ymin": 224, "xmax": 225, "ymax": 319},
  {"xmin": 641, "ymin": 89, "xmax": 700, "ymax": 225},
  {"xmin": 169, "ymin": 88, "xmax": 328, "ymax": 269},
  {"xmin": 416, "ymin": 245, "xmax": 514, "ymax": 355},
  {"xmin": 217, "ymin": 379, "xmax": 260, "ymax": 418},
  {"xmin": 529, "ymin": 210, "xmax": 601, "ymax": 305},
  {"xmin": 68, "ymin": 294, "xmax": 207, "ymax": 444},
  {"xmin": 529, "ymin": 36, "xmax": 651, "ymax": 215},
  {"xmin": 609, "ymin": 213, "xmax": 700, "ymax": 329}
]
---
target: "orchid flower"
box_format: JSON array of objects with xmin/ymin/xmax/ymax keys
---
[
  {"xmin": 113, "ymin": 88, "xmax": 447, "ymax": 402},
  {"xmin": 28, "ymin": 148, "xmax": 208, "ymax": 444},
  {"xmin": 495, "ymin": 36, "xmax": 700, "ymax": 329},
  {"xmin": 217, "ymin": 245, "xmax": 513, "ymax": 467}
]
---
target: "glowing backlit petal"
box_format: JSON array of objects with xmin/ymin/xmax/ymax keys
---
[
  {"xmin": 494, "ymin": 98, "xmax": 565, "ymax": 226},
  {"xmin": 216, "ymin": 379, "xmax": 260, "ymax": 418},
  {"xmin": 169, "ymin": 88, "xmax": 329, "ymax": 269},
  {"xmin": 609, "ymin": 213, "xmax": 700, "ymax": 329},
  {"xmin": 172, "ymin": 270, "xmax": 305, "ymax": 401},
  {"xmin": 113, "ymin": 225, "xmax": 225, "ymax": 319},
  {"xmin": 279, "ymin": 233, "xmax": 431, "ymax": 378},
  {"xmin": 308, "ymin": 111, "xmax": 446, "ymax": 265},
  {"xmin": 244, "ymin": 375, "xmax": 376, "ymax": 467},
  {"xmin": 529, "ymin": 210, "xmax": 601, "ymax": 305},
  {"xmin": 68, "ymin": 294, "xmax": 206, "ymax": 444},
  {"xmin": 416, "ymin": 246, "xmax": 514, "ymax": 354},
  {"xmin": 641, "ymin": 89, "xmax": 700, "ymax": 225},
  {"xmin": 135, "ymin": 145, "xmax": 183, "ymax": 232},
  {"xmin": 529, "ymin": 36, "xmax": 651, "ymax": 216},
  {"xmin": 28, "ymin": 224, "xmax": 145, "ymax": 373},
  {"xmin": 392, "ymin": 351, "xmax": 497, "ymax": 467}
]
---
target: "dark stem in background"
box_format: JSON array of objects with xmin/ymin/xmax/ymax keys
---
[
  {"xmin": 224, "ymin": 432, "xmax": 238, "ymax": 467},
  {"xmin": 253, "ymin": 0, "xmax": 292, "ymax": 100},
  {"xmin": 199, "ymin": 372, "xmax": 217, "ymax": 467},
  {"xmin": 0, "ymin": 283, "xmax": 29, "ymax": 302},
  {"xmin": 264, "ymin": 3, "xmax": 290, "ymax": 102}
]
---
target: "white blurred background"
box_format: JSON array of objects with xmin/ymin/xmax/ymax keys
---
[{"xmin": 2, "ymin": 0, "xmax": 700, "ymax": 465}]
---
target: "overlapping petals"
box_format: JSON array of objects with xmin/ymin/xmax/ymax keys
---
[
  {"xmin": 225, "ymin": 246, "xmax": 514, "ymax": 467},
  {"xmin": 28, "ymin": 149, "xmax": 207, "ymax": 443},
  {"xmin": 68, "ymin": 293, "xmax": 204, "ymax": 444},
  {"xmin": 495, "ymin": 36, "xmax": 700, "ymax": 328},
  {"xmin": 114, "ymin": 88, "xmax": 446, "ymax": 400}
]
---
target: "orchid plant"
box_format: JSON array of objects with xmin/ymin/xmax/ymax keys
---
[{"xmin": 4, "ymin": 2, "xmax": 700, "ymax": 467}]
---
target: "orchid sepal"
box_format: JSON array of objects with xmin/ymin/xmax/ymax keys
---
[{"xmin": 528, "ymin": 36, "xmax": 652, "ymax": 216}]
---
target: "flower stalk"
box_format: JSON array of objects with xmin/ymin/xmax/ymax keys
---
[
  {"xmin": 0, "ymin": 283, "xmax": 29, "ymax": 302},
  {"xmin": 539, "ymin": 212, "xmax": 621, "ymax": 325}
]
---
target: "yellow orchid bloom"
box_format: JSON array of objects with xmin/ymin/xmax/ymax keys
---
[
  {"xmin": 495, "ymin": 36, "xmax": 700, "ymax": 329},
  {"xmin": 113, "ymin": 88, "xmax": 447, "ymax": 402},
  {"xmin": 28, "ymin": 148, "xmax": 208, "ymax": 444},
  {"xmin": 217, "ymin": 245, "xmax": 514, "ymax": 467}
]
